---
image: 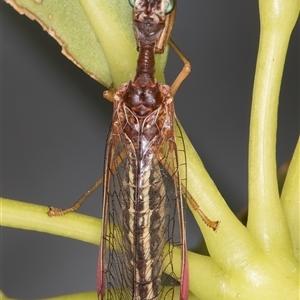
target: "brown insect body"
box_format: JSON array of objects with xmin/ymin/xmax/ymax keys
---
[
  {"xmin": 47, "ymin": 2, "xmax": 217, "ymax": 299},
  {"xmin": 97, "ymin": 1, "xmax": 190, "ymax": 299}
]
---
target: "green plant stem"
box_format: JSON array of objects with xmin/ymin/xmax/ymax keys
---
[
  {"xmin": 177, "ymin": 125, "xmax": 259, "ymax": 270},
  {"xmin": 248, "ymin": 0, "xmax": 299, "ymax": 255},
  {"xmin": 281, "ymin": 138, "xmax": 300, "ymax": 262},
  {"xmin": 0, "ymin": 198, "xmax": 101, "ymax": 245}
]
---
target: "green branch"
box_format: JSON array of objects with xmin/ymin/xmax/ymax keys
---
[
  {"xmin": 1, "ymin": 198, "xmax": 101, "ymax": 245},
  {"xmin": 248, "ymin": 0, "xmax": 299, "ymax": 256},
  {"xmin": 281, "ymin": 138, "xmax": 300, "ymax": 261}
]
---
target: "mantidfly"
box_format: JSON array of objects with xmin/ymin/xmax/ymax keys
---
[{"xmin": 48, "ymin": 0, "xmax": 219, "ymax": 299}]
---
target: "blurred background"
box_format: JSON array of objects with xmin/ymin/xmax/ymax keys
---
[{"xmin": 2, "ymin": 0, "xmax": 299, "ymax": 299}]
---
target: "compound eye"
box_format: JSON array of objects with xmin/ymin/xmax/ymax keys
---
[
  {"xmin": 128, "ymin": 0, "xmax": 135, "ymax": 8},
  {"xmin": 164, "ymin": 0, "xmax": 175, "ymax": 14},
  {"xmin": 129, "ymin": 0, "xmax": 175, "ymax": 14}
]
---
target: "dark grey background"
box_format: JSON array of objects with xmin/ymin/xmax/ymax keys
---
[{"xmin": 1, "ymin": 1, "xmax": 299, "ymax": 299}]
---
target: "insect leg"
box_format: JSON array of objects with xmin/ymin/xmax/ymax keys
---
[
  {"xmin": 47, "ymin": 177, "xmax": 104, "ymax": 216},
  {"xmin": 103, "ymin": 88, "xmax": 115, "ymax": 103},
  {"xmin": 157, "ymin": 151, "xmax": 219, "ymax": 231},
  {"xmin": 183, "ymin": 186, "xmax": 219, "ymax": 231},
  {"xmin": 48, "ymin": 148, "xmax": 127, "ymax": 217},
  {"xmin": 168, "ymin": 39, "xmax": 192, "ymax": 96}
]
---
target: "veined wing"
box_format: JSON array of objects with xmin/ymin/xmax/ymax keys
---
[{"xmin": 97, "ymin": 87, "xmax": 187, "ymax": 300}]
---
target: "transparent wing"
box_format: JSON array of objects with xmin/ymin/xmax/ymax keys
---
[{"xmin": 97, "ymin": 105, "xmax": 187, "ymax": 300}]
